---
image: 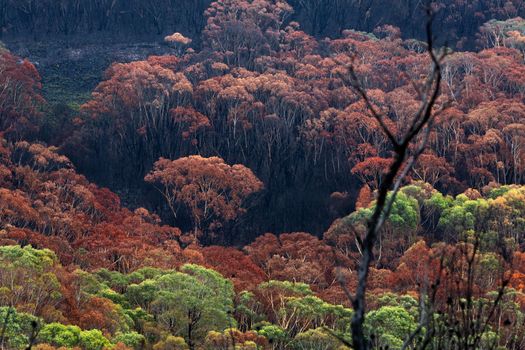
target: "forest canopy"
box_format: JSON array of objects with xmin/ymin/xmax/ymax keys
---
[{"xmin": 1, "ymin": 0, "xmax": 525, "ymax": 349}]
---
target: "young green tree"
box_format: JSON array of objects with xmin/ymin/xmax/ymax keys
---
[
  {"xmin": 0, "ymin": 245, "xmax": 62, "ymax": 318},
  {"xmin": 293, "ymin": 327, "xmax": 350, "ymax": 350},
  {"xmin": 126, "ymin": 264, "xmax": 235, "ymax": 350}
]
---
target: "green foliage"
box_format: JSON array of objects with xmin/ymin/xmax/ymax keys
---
[
  {"xmin": 4, "ymin": 179, "xmax": 525, "ymax": 350},
  {"xmin": 156, "ymin": 265, "xmax": 234, "ymax": 335},
  {"xmin": 79, "ymin": 329, "xmax": 111, "ymax": 350},
  {"xmin": 425, "ymin": 191, "xmax": 453, "ymax": 213},
  {"xmin": 485, "ymin": 185, "xmax": 515, "ymax": 199},
  {"xmin": 124, "ymin": 307, "xmax": 154, "ymax": 330},
  {"xmin": 347, "ymin": 191, "xmax": 420, "ymax": 236},
  {"xmin": 346, "ymin": 206, "xmax": 373, "ymax": 234},
  {"xmin": 129, "ymin": 267, "xmax": 167, "ymax": 283},
  {"xmin": 0, "ymin": 245, "xmax": 57, "ymax": 270},
  {"xmin": 256, "ymin": 280, "xmax": 352, "ymax": 337},
  {"xmin": 0, "ymin": 246, "xmax": 62, "ymax": 316},
  {"xmin": 434, "ymin": 186, "xmax": 525, "ymax": 251},
  {"xmin": 481, "ymin": 17, "xmax": 525, "ymax": 47},
  {"xmin": 284, "ymin": 296, "xmax": 352, "ymax": 332},
  {"xmin": 38, "ymin": 323, "xmax": 82, "ymax": 347},
  {"xmin": 124, "ymin": 264, "xmax": 235, "ymax": 346},
  {"xmin": 365, "ymin": 306, "xmax": 417, "ymax": 349},
  {"xmin": 399, "ymin": 182, "xmax": 435, "ymax": 204},
  {"xmin": 113, "ymin": 304, "xmax": 135, "ymax": 333},
  {"xmin": 374, "ymin": 293, "xmax": 419, "ymax": 319},
  {"xmin": 76, "ymin": 269, "xmax": 105, "ymax": 294},
  {"xmin": 293, "ymin": 328, "xmax": 349, "ymax": 350},
  {"xmin": 256, "ymin": 323, "xmax": 287, "ymax": 344},
  {"xmin": 438, "ymin": 199, "xmax": 480, "ymax": 237},
  {"xmin": 126, "ymin": 278, "xmax": 159, "ymax": 311},
  {"xmin": 113, "ymin": 331, "xmax": 145, "ymax": 349},
  {"xmin": 338, "ymin": 189, "xmax": 421, "ymax": 257},
  {"xmin": 95, "ymin": 268, "xmax": 130, "ymax": 292},
  {"xmin": 258, "ymin": 280, "xmax": 313, "ymax": 297},
  {"xmin": 152, "ymin": 335, "xmax": 189, "ymax": 350},
  {"xmin": 0, "ymin": 307, "xmax": 40, "ymax": 349},
  {"xmin": 39, "ymin": 323, "xmax": 111, "ymax": 350},
  {"xmin": 387, "ymin": 192, "xmax": 420, "ymax": 230},
  {"xmin": 236, "ymin": 291, "xmax": 265, "ymax": 327},
  {"xmin": 101, "ymin": 288, "xmax": 129, "ymax": 308}
]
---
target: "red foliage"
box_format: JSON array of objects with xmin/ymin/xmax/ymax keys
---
[
  {"xmin": 0, "ymin": 136, "xmax": 185, "ymax": 272},
  {"xmin": 246, "ymin": 232, "xmax": 341, "ymax": 290},
  {"xmin": 201, "ymin": 246, "xmax": 266, "ymax": 291},
  {"xmin": 351, "ymin": 157, "xmax": 394, "ymax": 190},
  {"xmin": 0, "ymin": 49, "xmax": 44, "ymax": 139},
  {"xmin": 145, "ymin": 155, "xmax": 263, "ymax": 240}
]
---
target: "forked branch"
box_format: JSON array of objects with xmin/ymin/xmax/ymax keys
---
[{"xmin": 346, "ymin": 8, "xmax": 446, "ymax": 350}]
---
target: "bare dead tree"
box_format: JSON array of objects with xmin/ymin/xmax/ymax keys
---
[{"xmin": 340, "ymin": 8, "xmax": 447, "ymax": 350}]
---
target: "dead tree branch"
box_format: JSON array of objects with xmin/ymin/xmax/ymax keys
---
[{"xmin": 347, "ymin": 8, "xmax": 446, "ymax": 350}]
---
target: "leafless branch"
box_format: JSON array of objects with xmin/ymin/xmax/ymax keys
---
[{"xmin": 348, "ymin": 8, "xmax": 446, "ymax": 350}]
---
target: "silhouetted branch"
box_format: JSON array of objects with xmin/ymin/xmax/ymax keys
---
[{"xmin": 347, "ymin": 8, "xmax": 445, "ymax": 350}]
